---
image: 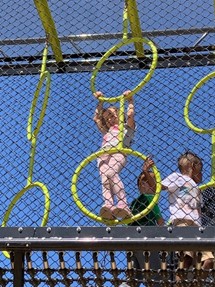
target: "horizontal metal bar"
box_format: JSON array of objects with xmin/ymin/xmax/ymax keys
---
[
  {"xmin": 2, "ymin": 238, "xmax": 215, "ymax": 252},
  {"xmin": 0, "ymin": 45, "xmax": 214, "ymax": 63},
  {"xmin": 0, "ymin": 53, "xmax": 214, "ymax": 76},
  {"xmin": 0, "ymin": 27, "xmax": 215, "ymax": 45},
  {"xmin": 64, "ymin": 26, "xmax": 215, "ymax": 40},
  {"xmin": 0, "ymin": 226, "xmax": 215, "ymax": 252},
  {"xmin": 1, "ymin": 226, "xmax": 214, "ymax": 238}
]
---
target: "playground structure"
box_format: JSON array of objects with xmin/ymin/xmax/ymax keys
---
[{"xmin": 1, "ymin": 0, "xmax": 215, "ymax": 286}]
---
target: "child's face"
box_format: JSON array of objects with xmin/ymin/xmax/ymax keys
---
[
  {"xmin": 139, "ymin": 173, "xmax": 156, "ymax": 194},
  {"xmin": 103, "ymin": 108, "xmax": 118, "ymax": 128}
]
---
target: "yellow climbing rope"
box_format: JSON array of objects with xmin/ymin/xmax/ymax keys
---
[
  {"xmin": 125, "ymin": 0, "xmax": 144, "ymax": 58},
  {"xmin": 184, "ymin": 71, "xmax": 215, "ymax": 190},
  {"xmin": 90, "ymin": 37, "xmax": 158, "ymax": 102},
  {"xmin": 34, "ymin": 0, "xmax": 63, "ymax": 63},
  {"xmin": 2, "ymin": 44, "xmax": 51, "ymax": 258},
  {"xmin": 72, "ymin": 2, "xmax": 161, "ymax": 225}
]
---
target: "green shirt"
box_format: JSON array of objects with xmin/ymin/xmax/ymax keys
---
[{"xmin": 129, "ymin": 194, "xmax": 162, "ymax": 226}]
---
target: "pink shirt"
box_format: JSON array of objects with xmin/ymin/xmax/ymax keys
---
[{"xmin": 101, "ymin": 124, "xmax": 135, "ymax": 149}]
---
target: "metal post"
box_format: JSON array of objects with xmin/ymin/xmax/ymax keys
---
[{"xmin": 13, "ymin": 251, "xmax": 25, "ymax": 287}]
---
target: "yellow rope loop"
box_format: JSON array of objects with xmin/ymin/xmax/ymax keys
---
[
  {"xmin": 73, "ymin": 16, "xmax": 159, "ymax": 224},
  {"xmin": 71, "ymin": 149, "xmax": 162, "ymax": 225},
  {"xmin": 26, "ymin": 45, "xmax": 51, "ymax": 192},
  {"xmin": 90, "ymin": 37, "xmax": 158, "ymax": 102},
  {"xmin": 2, "ymin": 182, "xmax": 51, "ymax": 258},
  {"xmin": 72, "ymin": 4, "xmax": 159, "ymax": 225},
  {"xmin": 27, "ymin": 45, "xmax": 50, "ymax": 141},
  {"xmin": 27, "ymin": 72, "xmax": 51, "ymax": 185},
  {"xmin": 27, "ymin": 71, "xmax": 51, "ymax": 141},
  {"xmin": 27, "ymin": 46, "xmax": 51, "ymax": 184},
  {"xmin": 184, "ymin": 71, "xmax": 215, "ymax": 135},
  {"xmin": 184, "ymin": 71, "xmax": 215, "ymax": 190},
  {"xmin": 40, "ymin": 43, "xmax": 48, "ymax": 76},
  {"xmin": 2, "ymin": 45, "xmax": 51, "ymax": 258}
]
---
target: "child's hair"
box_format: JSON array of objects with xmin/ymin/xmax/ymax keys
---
[
  {"xmin": 178, "ymin": 151, "xmax": 202, "ymax": 172},
  {"xmin": 137, "ymin": 171, "xmax": 155, "ymax": 190}
]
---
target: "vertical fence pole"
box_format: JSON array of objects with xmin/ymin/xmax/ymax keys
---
[{"xmin": 13, "ymin": 251, "xmax": 25, "ymax": 287}]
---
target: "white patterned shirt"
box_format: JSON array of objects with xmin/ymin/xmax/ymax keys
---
[{"xmin": 162, "ymin": 172, "xmax": 202, "ymax": 225}]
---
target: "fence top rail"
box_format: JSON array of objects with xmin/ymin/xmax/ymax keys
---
[
  {"xmin": 0, "ymin": 226, "xmax": 214, "ymax": 238},
  {"xmin": 0, "ymin": 27, "xmax": 215, "ymax": 45},
  {"xmin": 0, "ymin": 226, "xmax": 214, "ymax": 251}
]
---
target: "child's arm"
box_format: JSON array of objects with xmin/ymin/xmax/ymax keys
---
[
  {"xmin": 123, "ymin": 90, "xmax": 135, "ymax": 129},
  {"xmin": 93, "ymin": 91, "xmax": 107, "ymax": 133},
  {"xmin": 142, "ymin": 157, "xmax": 156, "ymax": 188},
  {"xmin": 143, "ymin": 157, "xmax": 166, "ymax": 191}
]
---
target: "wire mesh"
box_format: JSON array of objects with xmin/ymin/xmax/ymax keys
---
[{"xmin": 1, "ymin": 0, "xmax": 215, "ymax": 286}]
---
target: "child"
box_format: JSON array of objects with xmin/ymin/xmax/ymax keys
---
[
  {"xmin": 161, "ymin": 151, "xmax": 214, "ymax": 282},
  {"xmin": 129, "ymin": 157, "xmax": 164, "ymax": 287},
  {"xmin": 93, "ymin": 90, "xmax": 135, "ymax": 220},
  {"xmin": 129, "ymin": 156, "xmax": 164, "ymax": 227}
]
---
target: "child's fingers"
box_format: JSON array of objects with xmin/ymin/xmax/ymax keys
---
[
  {"xmin": 144, "ymin": 158, "xmax": 154, "ymax": 169},
  {"xmin": 123, "ymin": 90, "xmax": 131, "ymax": 96},
  {"xmin": 94, "ymin": 91, "xmax": 103, "ymax": 98}
]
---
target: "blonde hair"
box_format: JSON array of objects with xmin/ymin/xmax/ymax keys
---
[{"xmin": 178, "ymin": 151, "xmax": 202, "ymax": 173}]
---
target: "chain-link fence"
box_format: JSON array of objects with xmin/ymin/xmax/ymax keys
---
[{"xmin": 1, "ymin": 0, "xmax": 215, "ymax": 286}]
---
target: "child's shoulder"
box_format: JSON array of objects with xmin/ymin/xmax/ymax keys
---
[
  {"xmin": 163, "ymin": 172, "xmax": 197, "ymax": 191},
  {"xmin": 163, "ymin": 172, "xmax": 181, "ymax": 181},
  {"xmin": 162, "ymin": 172, "xmax": 192, "ymax": 189},
  {"xmin": 165, "ymin": 171, "xmax": 193, "ymax": 180}
]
